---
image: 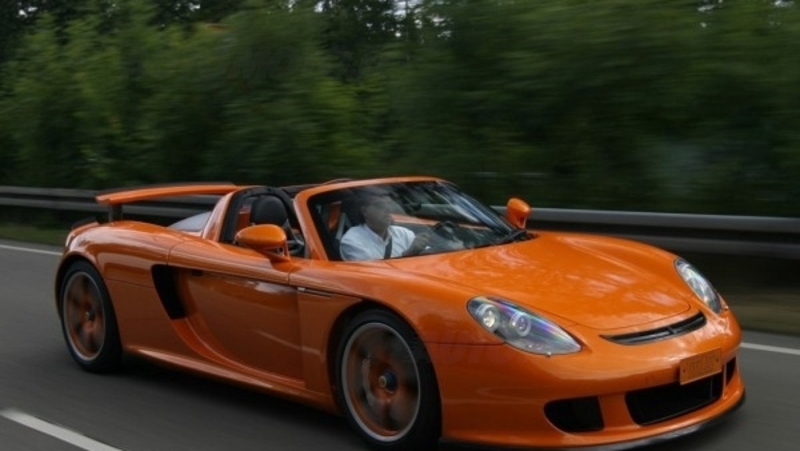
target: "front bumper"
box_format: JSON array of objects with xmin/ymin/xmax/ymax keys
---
[
  {"xmin": 442, "ymin": 391, "xmax": 745, "ymax": 451},
  {"xmin": 426, "ymin": 314, "xmax": 745, "ymax": 449}
]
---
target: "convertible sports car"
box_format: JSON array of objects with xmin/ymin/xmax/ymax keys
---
[{"xmin": 55, "ymin": 176, "xmax": 745, "ymax": 450}]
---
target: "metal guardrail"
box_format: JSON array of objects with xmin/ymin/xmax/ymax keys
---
[
  {"xmin": 0, "ymin": 186, "xmax": 219, "ymax": 219},
  {"xmin": 1, "ymin": 185, "xmax": 799, "ymax": 259}
]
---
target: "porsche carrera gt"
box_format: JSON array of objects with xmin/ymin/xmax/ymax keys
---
[{"xmin": 55, "ymin": 176, "xmax": 745, "ymax": 450}]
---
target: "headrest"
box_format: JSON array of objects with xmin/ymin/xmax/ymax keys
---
[{"xmin": 250, "ymin": 196, "xmax": 288, "ymax": 226}]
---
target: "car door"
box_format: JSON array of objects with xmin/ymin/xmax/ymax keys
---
[{"xmin": 167, "ymin": 239, "xmax": 304, "ymax": 381}]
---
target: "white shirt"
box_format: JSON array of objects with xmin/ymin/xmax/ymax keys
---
[{"xmin": 340, "ymin": 224, "xmax": 416, "ymax": 261}]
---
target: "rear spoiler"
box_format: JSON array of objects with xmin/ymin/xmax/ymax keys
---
[{"xmin": 95, "ymin": 182, "xmax": 240, "ymax": 221}]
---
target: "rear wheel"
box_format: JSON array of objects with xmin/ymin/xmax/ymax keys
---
[
  {"xmin": 335, "ymin": 309, "xmax": 441, "ymax": 451},
  {"xmin": 59, "ymin": 261, "xmax": 122, "ymax": 373}
]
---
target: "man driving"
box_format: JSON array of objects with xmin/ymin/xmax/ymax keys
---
[{"xmin": 340, "ymin": 192, "xmax": 431, "ymax": 261}]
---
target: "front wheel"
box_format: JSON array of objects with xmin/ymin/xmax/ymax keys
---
[
  {"xmin": 335, "ymin": 310, "xmax": 441, "ymax": 451},
  {"xmin": 59, "ymin": 261, "xmax": 122, "ymax": 373}
]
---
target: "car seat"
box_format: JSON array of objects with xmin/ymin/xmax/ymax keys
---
[{"xmin": 249, "ymin": 196, "xmax": 305, "ymax": 257}]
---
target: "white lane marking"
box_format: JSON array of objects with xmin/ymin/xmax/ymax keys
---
[
  {"xmin": 741, "ymin": 342, "xmax": 800, "ymax": 357},
  {"xmin": 0, "ymin": 243, "xmax": 61, "ymax": 256},
  {"xmin": 0, "ymin": 408, "xmax": 124, "ymax": 451}
]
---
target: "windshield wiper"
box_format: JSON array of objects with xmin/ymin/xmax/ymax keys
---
[{"xmin": 494, "ymin": 228, "xmax": 531, "ymax": 246}]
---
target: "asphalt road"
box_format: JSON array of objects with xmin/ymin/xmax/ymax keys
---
[{"xmin": 1, "ymin": 239, "xmax": 799, "ymax": 451}]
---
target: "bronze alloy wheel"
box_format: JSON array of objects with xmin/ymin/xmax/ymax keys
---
[
  {"xmin": 343, "ymin": 322, "xmax": 420, "ymax": 441},
  {"xmin": 337, "ymin": 310, "xmax": 440, "ymax": 451},
  {"xmin": 59, "ymin": 261, "xmax": 122, "ymax": 372}
]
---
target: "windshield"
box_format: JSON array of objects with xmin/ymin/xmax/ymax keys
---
[{"xmin": 308, "ymin": 180, "xmax": 530, "ymax": 261}]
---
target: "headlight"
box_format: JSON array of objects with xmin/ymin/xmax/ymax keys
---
[
  {"xmin": 467, "ymin": 297, "xmax": 581, "ymax": 356},
  {"xmin": 675, "ymin": 258, "xmax": 722, "ymax": 314}
]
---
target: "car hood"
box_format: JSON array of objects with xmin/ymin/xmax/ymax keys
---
[{"xmin": 387, "ymin": 233, "xmax": 693, "ymax": 331}]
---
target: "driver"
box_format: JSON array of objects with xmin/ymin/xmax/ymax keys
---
[{"xmin": 340, "ymin": 193, "xmax": 431, "ymax": 261}]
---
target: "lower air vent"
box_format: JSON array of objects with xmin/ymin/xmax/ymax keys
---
[
  {"xmin": 544, "ymin": 396, "xmax": 604, "ymax": 432},
  {"xmin": 603, "ymin": 312, "xmax": 706, "ymax": 345},
  {"xmin": 626, "ymin": 373, "xmax": 723, "ymax": 425}
]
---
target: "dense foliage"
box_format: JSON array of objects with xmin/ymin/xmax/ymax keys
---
[{"xmin": 1, "ymin": 0, "xmax": 798, "ymax": 215}]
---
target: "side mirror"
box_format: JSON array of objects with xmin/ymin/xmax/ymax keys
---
[
  {"xmin": 505, "ymin": 198, "xmax": 531, "ymax": 229},
  {"xmin": 235, "ymin": 224, "xmax": 290, "ymax": 262}
]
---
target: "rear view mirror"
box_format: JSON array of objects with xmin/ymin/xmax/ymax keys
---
[
  {"xmin": 505, "ymin": 198, "xmax": 531, "ymax": 229},
  {"xmin": 235, "ymin": 224, "xmax": 290, "ymax": 262}
]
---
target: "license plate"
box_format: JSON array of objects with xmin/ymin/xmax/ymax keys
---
[{"xmin": 679, "ymin": 348, "xmax": 722, "ymax": 385}]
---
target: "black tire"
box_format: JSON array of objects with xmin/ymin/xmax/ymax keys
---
[
  {"xmin": 58, "ymin": 260, "xmax": 122, "ymax": 373},
  {"xmin": 335, "ymin": 309, "xmax": 441, "ymax": 451}
]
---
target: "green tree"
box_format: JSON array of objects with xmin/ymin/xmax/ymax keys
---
[
  {"xmin": 199, "ymin": 4, "xmax": 374, "ymax": 184},
  {"xmin": 192, "ymin": 0, "xmax": 247, "ymax": 22},
  {"xmin": 318, "ymin": 0, "xmax": 400, "ymax": 80},
  {"xmin": 1, "ymin": 0, "xmax": 799, "ymax": 217},
  {"xmin": 3, "ymin": 1, "xmax": 160, "ymax": 187},
  {"xmin": 3, "ymin": 16, "xmax": 87, "ymax": 187}
]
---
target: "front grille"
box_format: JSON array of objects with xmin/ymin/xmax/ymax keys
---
[
  {"xmin": 603, "ymin": 312, "xmax": 706, "ymax": 345},
  {"xmin": 544, "ymin": 396, "xmax": 604, "ymax": 432},
  {"xmin": 626, "ymin": 373, "xmax": 723, "ymax": 425}
]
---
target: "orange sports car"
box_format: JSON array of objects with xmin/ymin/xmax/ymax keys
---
[{"xmin": 55, "ymin": 176, "xmax": 745, "ymax": 450}]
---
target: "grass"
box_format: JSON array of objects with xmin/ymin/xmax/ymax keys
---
[
  {"xmin": 724, "ymin": 291, "xmax": 800, "ymax": 336},
  {"xmin": 2, "ymin": 223, "xmax": 798, "ymax": 337},
  {"xmin": 0, "ymin": 223, "xmax": 68, "ymax": 246}
]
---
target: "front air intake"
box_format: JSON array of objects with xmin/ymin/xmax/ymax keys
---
[
  {"xmin": 602, "ymin": 312, "xmax": 706, "ymax": 345},
  {"xmin": 626, "ymin": 373, "xmax": 723, "ymax": 425},
  {"xmin": 544, "ymin": 397, "xmax": 604, "ymax": 432}
]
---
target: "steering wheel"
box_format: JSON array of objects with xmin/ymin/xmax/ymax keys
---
[{"xmin": 432, "ymin": 221, "xmax": 459, "ymax": 240}]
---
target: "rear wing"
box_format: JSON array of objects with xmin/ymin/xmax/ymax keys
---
[{"xmin": 95, "ymin": 182, "xmax": 240, "ymax": 221}]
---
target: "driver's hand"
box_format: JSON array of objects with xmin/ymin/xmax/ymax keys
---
[{"xmin": 405, "ymin": 232, "xmax": 431, "ymax": 256}]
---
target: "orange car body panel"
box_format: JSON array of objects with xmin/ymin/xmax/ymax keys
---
[{"xmin": 56, "ymin": 178, "xmax": 745, "ymax": 448}]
